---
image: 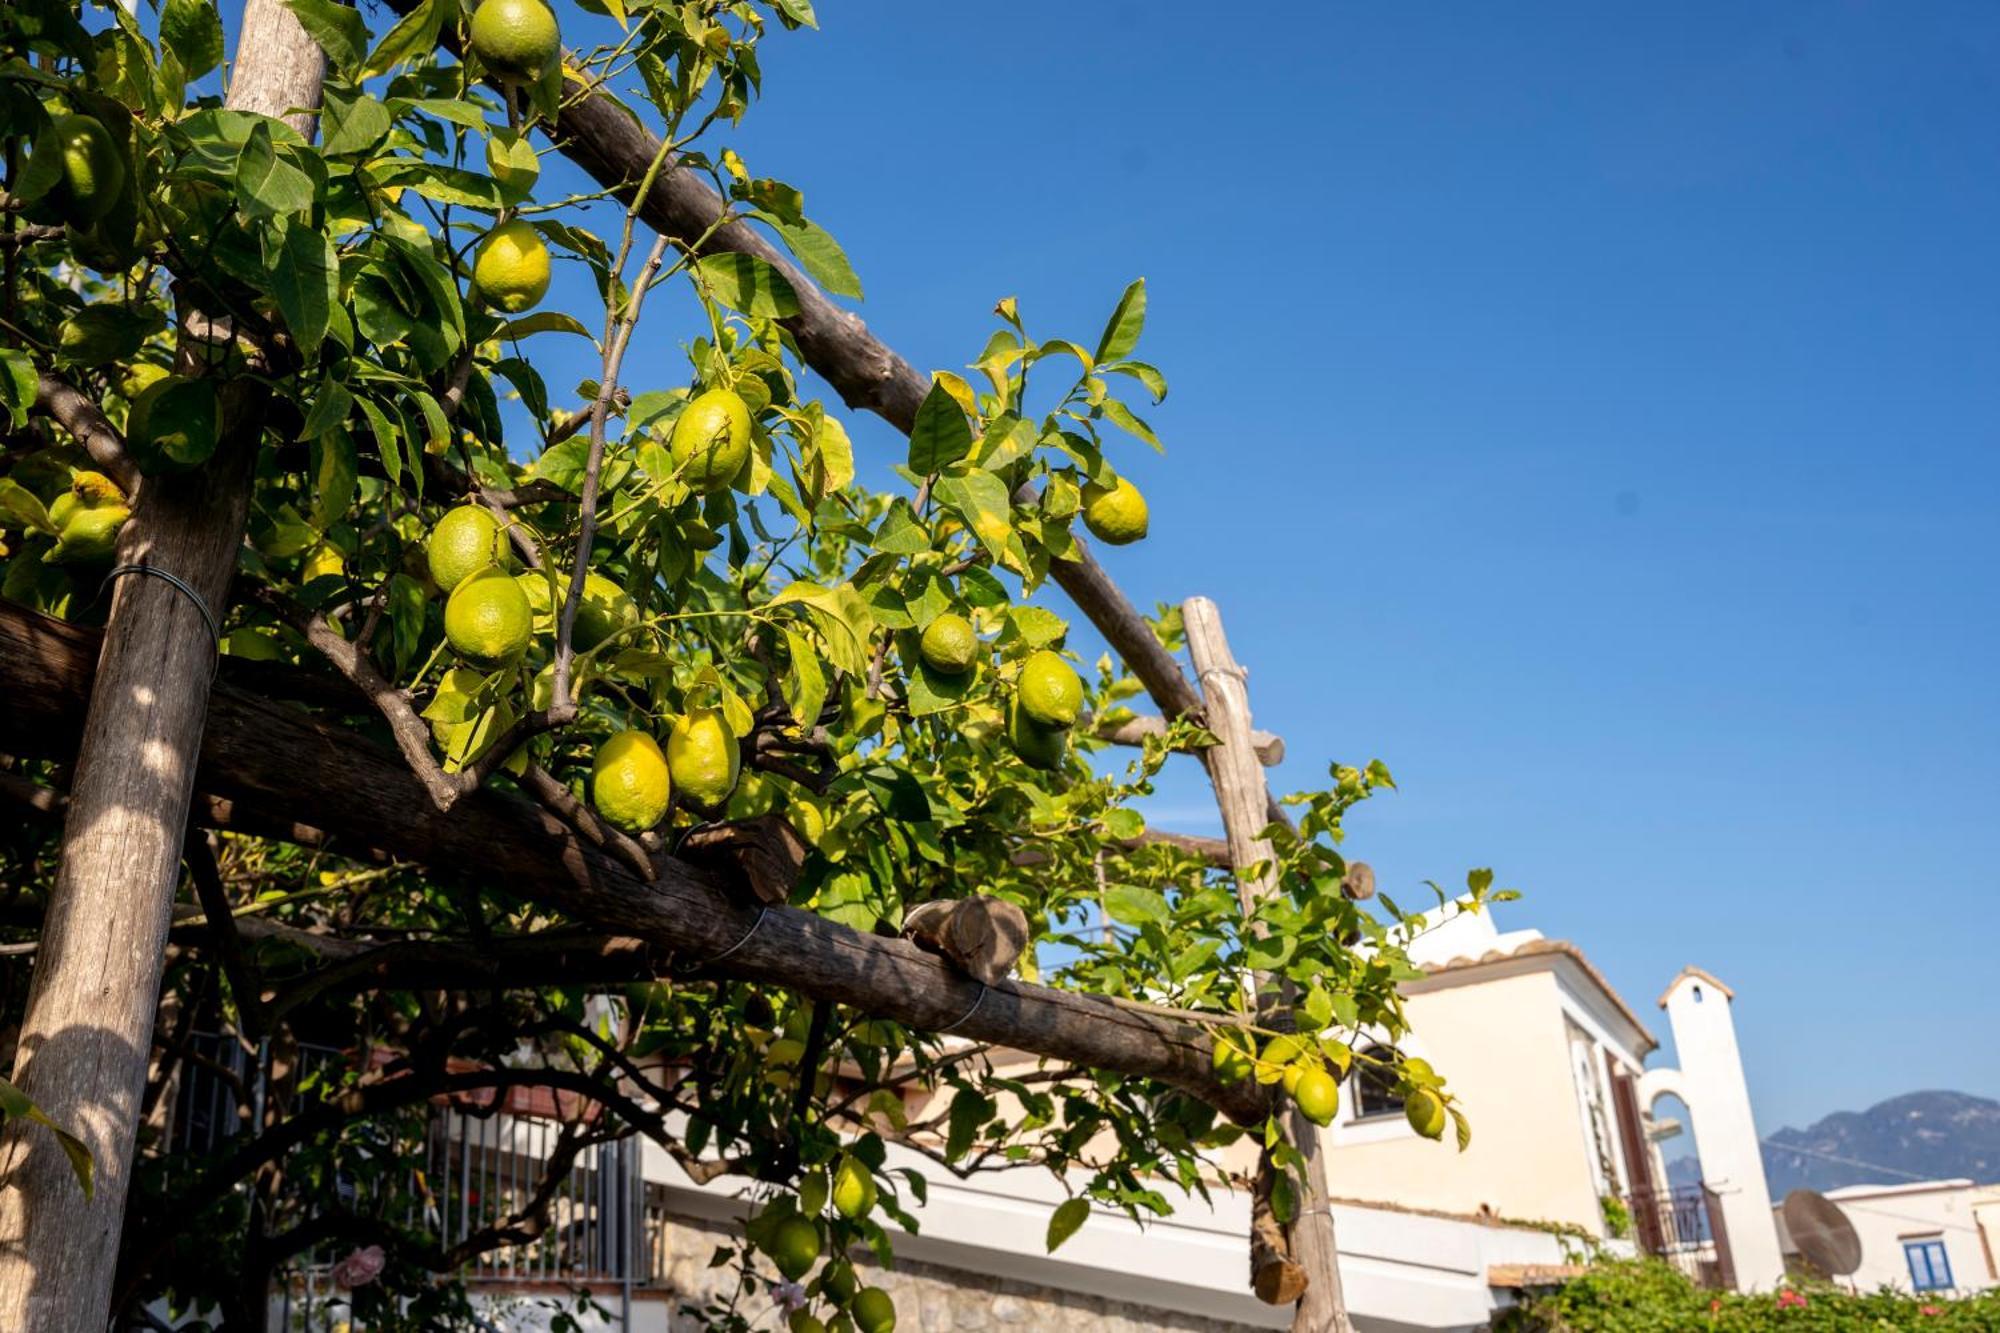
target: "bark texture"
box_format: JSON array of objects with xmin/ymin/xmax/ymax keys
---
[{"xmin": 0, "ymin": 5, "xmax": 324, "ymax": 1327}]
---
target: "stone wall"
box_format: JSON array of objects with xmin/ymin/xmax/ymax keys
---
[{"xmin": 649, "ymin": 1211, "xmax": 1265, "ymax": 1333}]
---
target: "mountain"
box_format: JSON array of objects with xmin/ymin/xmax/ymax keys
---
[{"xmin": 1760, "ymin": 1090, "xmax": 2000, "ymax": 1195}]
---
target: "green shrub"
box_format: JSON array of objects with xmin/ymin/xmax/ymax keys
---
[{"xmin": 1495, "ymin": 1258, "xmax": 2000, "ymax": 1331}]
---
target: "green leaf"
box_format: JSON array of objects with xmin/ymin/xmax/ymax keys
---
[
  {"xmin": 945, "ymin": 1089, "xmax": 989, "ymax": 1163},
  {"xmin": 780, "ymin": 626, "xmax": 827, "ymax": 734},
  {"xmin": 1097, "ymin": 398, "xmax": 1160, "ymax": 450},
  {"xmin": 486, "ymin": 129, "xmax": 540, "ymax": 203},
  {"xmin": 1103, "ymin": 808, "xmax": 1145, "ymax": 841},
  {"xmin": 1094, "ymin": 277, "xmax": 1147, "ymax": 362},
  {"xmin": 0, "ymin": 479, "xmax": 57, "ymax": 536},
  {"xmin": 771, "ymin": 580, "xmax": 874, "ymax": 677},
  {"xmin": 281, "ymin": 0, "xmax": 369, "ymax": 73},
  {"xmin": 321, "ymin": 87, "xmax": 391, "ymax": 156},
  {"xmin": 0, "ymin": 353, "xmax": 33, "ymax": 429},
  {"xmin": 0, "ymin": 1077, "xmax": 93, "ymax": 1199},
  {"xmin": 933, "ymin": 471, "xmax": 1013, "ymax": 562},
  {"xmin": 753, "ymin": 211, "xmax": 860, "ymax": 299},
  {"xmin": 308, "ymin": 429, "xmax": 358, "ymax": 530},
  {"xmin": 236, "ymin": 120, "xmax": 315, "ymax": 217},
  {"xmin": 1046, "ymin": 1196, "xmax": 1089, "ymax": 1253},
  {"xmin": 904, "ymin": 659, "xmax": 973, "ymax": 717},
  {"xmin": 161, "ymin": 0, "xmax": 225, "ymax": 80},
  {"xmin": 770, "ymin": 0, "xmax": 818, "ymax": 27},
  {"xmin": 263, "ymin": 219, "xmax": 338, "ymax": 357},
  {"xmin": 694, "ymin": 253, "xmax": 800, "ymax": 319},
  {"xmin": 362, "ymin": 0, "xmax": 441, "ymax": 78},
  {"xmin": 907, "ymin": 381, "xmax": 973, "ymax": 475},
  {"xmin": 871, "ymin": 500, "xmax": 930, "ymax": 555},
  {"xmin": 1105, "ymin": 359, "xmax": 1168, "ymax": 404},
  {"xmin": 500, "ymin": 311, "xmax": 594, "ymax": 343},
  {"xmin": 1103, "ymin": 884, "xmax": 1169, "ymax": 927}
]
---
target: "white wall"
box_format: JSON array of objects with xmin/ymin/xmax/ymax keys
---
[{"xmin": 1809, "ymin": 1181, "xmax": 2000, "ymax": 1295}]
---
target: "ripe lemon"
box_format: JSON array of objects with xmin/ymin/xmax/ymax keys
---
[
  {"xmin": 1017, "ymin": 649, "xmax": 1082, "ymax": 728},
  {"xmin": 472, "ymin": 219, "xmax": 551, "ymax": 313},
  {"xmin": 831, "ymin": 1156, "xmax": 877, "ymax": 1221},
  {"xmin": 302, "ymin": 543, "xmax": 346, "ymax": 582},
  {"xmin": 469, "ymin": 0, "xmax": 561, "ymax": 84},
  {"xmin": 35, "ymin": 114, "xmax": 126, "ymax": 226},
  {"xmin": 668, "ymin": 707, "xmax": 740, "ymax": 809},
  {"xmin": 918, "ymin": 614, "xmax": 978, "ymax": 676},
  {"xmin": 427, "ymin": 505, "xmax": 511, "ymax": 593},
  {"xmin": 768, "ymin": 1216, "xmax": 821, "ymax": 1282},
  {"xmin": 126, "ymin": 376, "xmax": 219, "ymax": 474},
  {"xmin": 1405, "ymin": 1088, "xmax": 1447, "ymax": 1140},
  {"xmin": 48, "ymin": 471, "xmax": 129, "ymax": 564},
  {"xmin": 1293, "ymin": 1067, "xmax": 1340, "ymax": 1127},
  {"xmin": 573, "ymin": 571, "xmax": 639, "ymax": 651},
  {"xmin": 1211, "ymin": 1034, "xmax": 1252, "ymax": 1085},
  {"xmin": 590, "ymin": 729, "xmax": 670, "ymax": 833},
  {"xmin": 669, "ymin": 388, "xmax": 752, "ymax": 494},
  {"xmin": 444, "ymin": 565, "xmax": 532, "ymax": 666},
  {"xmin": 1081, "ymin": 476, "xmax": 1149, "ymax": 546},
  {"xmin": 851, "ymin": 1287, "xmax": 896, "ymax": 1333},
  {"xmin": 1005, "ymin": 696, "xmax": 1066, "ymax": 771},
  {"xmin": 1262, "ymin": 1035, "xmax": 1308, "ymax": 1093}
]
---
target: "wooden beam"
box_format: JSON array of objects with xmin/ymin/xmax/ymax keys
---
[
  {"xmin": 1183, "ymin": 598, "xmax": 1352, "ymax": 1332},
  {"xmin": 1089, "ymin": 712, "xmax": 1285, "ymax": 767},
  {"xmin": 0, "ymin": 601, "xmax": 1270, "ymax": 1127}
]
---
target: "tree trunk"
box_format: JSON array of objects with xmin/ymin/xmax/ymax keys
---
[
  {"xmin": 0, "ymin": 5, "xmax": 323, "ymax": 1327},
  {"xmin": 1183, "ymin": 597, "xmax": 1353, "ymax": 1333}
]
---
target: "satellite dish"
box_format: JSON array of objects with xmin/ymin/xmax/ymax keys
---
[{"xmin": 1783, "ymin": 1189, "xmax": 1863, "ymax": 1277}]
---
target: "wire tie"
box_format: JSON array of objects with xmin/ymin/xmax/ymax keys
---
[
  {"xmin": 936, "ymin": 983, "xmax": 988, "ymax": 1035},
  {"xmin": 688, "ymin": 906, "xmax": 767, "ymax": 971},
  {"xmin": 105, "ymin": 564, "xmax": 222, "ymax": 671}
]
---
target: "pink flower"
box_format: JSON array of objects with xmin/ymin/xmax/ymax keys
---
[
  {"xmin": 1921, "ymin": 1306, "xmax": 1943, "ymax": 1317},
  {"xmin": 1709, "ymin": 1298, "xmax": 1722, "ymax": 1314},
  {"xmin": 332, "ymin": 1245, "xmax": 385, "ymax": 1290},
  {"xmin": 1775, "ymin": 1287, "xmax": 1808, "ymax": 1308}
]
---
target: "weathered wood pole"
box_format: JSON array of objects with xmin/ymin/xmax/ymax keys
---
[
  {"xmin": 0, "ymin": 4, "xmax": 324, "ymax": 1327},
  {"xmin": 1183, "ymin": 596, "xmax": 1353, "ymax": 1333}
]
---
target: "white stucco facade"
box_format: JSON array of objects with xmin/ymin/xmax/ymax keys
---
[{"xmin": 1779, "ymin": 1180, "xmax": 2000, "ymax": 1295}]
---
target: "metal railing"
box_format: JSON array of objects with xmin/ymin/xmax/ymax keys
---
[{"xmin": 1626, "ymin": 1184, "xmax": 1735, "ymax": 1290}]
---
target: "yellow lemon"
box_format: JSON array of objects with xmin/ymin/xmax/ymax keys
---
[
  {"xmin": 851, "ymin": 1287, "xmax": 896, "ymax": 1333},
  {"xmin": 667, "ymin": 707, "xmax": 740, "ymax": 809},
  {"xmin": 468, "ymin": 0, "xmax": 560, "ymax": 84},
  {"xmin": 35, "ymin": 114, "xmax": 126, "ymax": 226},
  {"xmin": 1262, "ymin": 1035, "xmax": 1308, "ymax": 1093},
  {"xmin": 1405, "ymin": 1087, "xmax": 1447, "ymax": 1140},
  {"xmin": 918, "ymin": 614, "xmax": 977, "ymax": 676},
  {"xmin": 831, "ymin": 1156, "xmax": 877, "ymax": 1221},
  {"xmin": 768, "ymin": 1216, "xmax": 821, "ymax": 1282},
  {"xmin": 427, "ymin": 505, "xmax": 511, "ymax": 593},
  {"xmin": 1081, "ymin": 476, "xmax": 1149, "ymax": 545},
  {"xmin": 472, "ymin": 219, "xmax": 551, "ymax": 313},
  {"xmin": 1017, "ymin": 649, "xmax": 1082, "ymax": 728},
  {"xmin": 590, "ymin": 729, "xmax": 670, "ymax": 834},
  {"xmin": 1293, "ymin": 1067, "xmax": 1340, "ymax": 1127},
  {"xmin": 668, "ymin": 388, "xmax": 752, "ymax": 493},
  {"xmin": 1005, "ymin": 696, "xmax": 1066, "ymax": 771},
  {"xmin": 443, "ymin": 565, "xmax": 532, "ymax": 666}
]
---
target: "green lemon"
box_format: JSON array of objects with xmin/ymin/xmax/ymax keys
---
[
  {"xmin": 468, "ymin": 0, "xmax": 561, "ymax": 83},
  {"xmin": 1005, "ymin": 696, "xmax": 1066, "ymax": 771},
  {"xmin": 590, "ymin": 730, "xmax": 670, "ymax": 834},
  {"xmin": 573, "ymin": 571, "xmax": 639, "ymax": 651},
  {"xmin": 35, "ymin": 114, "xmax": 126, "ymax": 226},
  {"xmin": 668, "ymin": 388, "xmax": 752, "ymax": 494},
  {"xmin": 66, "ymin": 165, "xmax": 141, "ymax": 274},
  {"xmin": 472, "ymin": 219, "xmax": 551, "ymax": 313},
  {"xmin": 789, "ymin": 1315, "xmax": 829, "ymax": 1333},
  {"xmin": 126, "ymin": 376, "xmax": 219, "ymax": 475},
  {"xmin": 831, "ymin": 1156, "xmax": 877, "ymax": 1221},
  {"xmin": 1211, "ymin": 1034, "xmax": 1253, "ymax": 1085},
  {"xmin": 918, "ymin": 614, "xmax": 978, "ymax": 676},
  {"xmin": 1081, "ymin": 476, "xmax": 1149, "ymax": 545},
  {"xmin": 850, "ymin": 1287, "xmax": 896, "ymax": 1333},
  {"xmin": 768, "ymin": 1216, "xmax": 822, "ymax": 1282},
  {"xmin": 820, "ymin": 1261, "xmax": 858, "ymax": 1305},
  {"xmin": 667, "ymin": 707, "xmax": 741, "ymax": 809},
  {"xmin": 426, "ymin": 505, "xmax": 511, "ymax": 594},
  {"xmin": 52, "ymin": 501, "xmax": 129, "ymax": 565},
  {"xmin": 1294, "ymin": 1067, "xmax": 1340, "ymax": 1127},
  {"xmin": 1017, "ymin": 649, "xmax": 1082, "ymax": 728},
  {"xmin": 444, "ymin": 565, "xmax": 532, "ymax": 666},
  {"xmin": 1262, "ymin": 1035, "xmax": 1308, "ymax": 1094},
  {"xmin": 1405, "ymin": 1087, "xmax": 1447, "ymax": 1140}
]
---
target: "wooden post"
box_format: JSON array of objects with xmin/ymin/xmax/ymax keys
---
[
  {"xmin": 1183, "ymin": 596, "xmax": 1353, "ymax": 1333},
  {"xmin": 0, "ymin": 5, "xmax": 324, "ymax": 1327}
]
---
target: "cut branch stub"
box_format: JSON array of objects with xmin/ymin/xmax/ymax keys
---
[
  {"xmin": 1089, "ymin": 711, "xmax": 1285, "ymax": 767},
  {"xmin": 1340, "ymin": 861, "xmax": 1376, "ymax": 902},
  {"xmin": 678, "ymin": 814, "xmax": 808, "ymax": 907},
  {"xmin": 903, "ymin": 897, "xmax": 1030, "ymax": 987}
]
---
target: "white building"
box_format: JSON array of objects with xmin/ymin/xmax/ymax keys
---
[{"xmin": 1776, "ymin": 1179, "xmax": 2000, "ymax": 1296}]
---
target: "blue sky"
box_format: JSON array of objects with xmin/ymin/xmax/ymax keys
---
[{"xmin": 223, "ymin": 1, "xmax": 1997, "ymax": 1132}]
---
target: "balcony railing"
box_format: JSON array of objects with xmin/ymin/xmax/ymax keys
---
[{"xmin": 1625, "ymin": 1184, "xmax": 1736, "ymax": 1290}]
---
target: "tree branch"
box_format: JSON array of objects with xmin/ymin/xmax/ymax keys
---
[{"xmin": 33, "ymin": 373, "xmax": 139, "ymax": 494}]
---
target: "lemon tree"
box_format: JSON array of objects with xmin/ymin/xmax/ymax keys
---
[{"xmin": 0, "ymin": 1, "xmax": 1502, "ymax": 1328}]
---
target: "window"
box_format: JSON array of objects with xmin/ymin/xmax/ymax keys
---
[
  {"xmin": 1904, "ymin": 1238, "xmax": 1954, "ymax": 1292},
  {"xmin": 1353, "ymin": 1045, "xmax": 1405, "ymax": 1120}
]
